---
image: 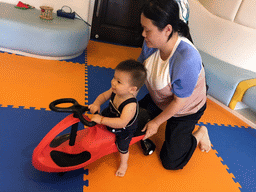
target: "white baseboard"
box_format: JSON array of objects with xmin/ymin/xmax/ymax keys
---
[
  {"xmin": 207, "ymin": 95, "xmax": 256, "ymax": 129},
  {"xmin": 0, "ymin": 47, "xmax": 83, "ymax": 60}
]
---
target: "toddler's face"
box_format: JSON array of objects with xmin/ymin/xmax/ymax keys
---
[{"xmin": 111, "ymin": 70, "xmax": 133, "ymax": 96}]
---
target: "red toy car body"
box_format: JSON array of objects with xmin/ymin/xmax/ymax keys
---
[{"xmin": 32, "ymin": 99, "xmax": 155, "ymax": 173}]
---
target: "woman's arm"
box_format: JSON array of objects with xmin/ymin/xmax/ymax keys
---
[
  {"xmin": 153, "ymin": 95, "xmax": 188, "ymax": 125},
  {"xmin": 142, "ymin": 94, "xmax": 188, "ymax": 140}
]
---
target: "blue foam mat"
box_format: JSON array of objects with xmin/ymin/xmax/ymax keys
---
[
  {"xmin": 87, "ymin": 65, "xmax": 114, "ymax": 107},
  {"xmin": 1, "ymin": 65, "xmax": 255, "ymax": 192},
  {"xmin": 87, "ymin": 65, "xmax": 148, "ymax": 106},
  {"xmin": 0, "ymin": 106, "xmax": 87, "ymax": 192},
  {"xmin": 63, "ymin": 50, "xmax": 86, "ymax": 64},
  {"xmin": 198, "ymin": 122, "xmax": 256, "ymax": 191},
  {"xmin": 88, "ymin": 65, "xmax": 256, "ymax": 191}
]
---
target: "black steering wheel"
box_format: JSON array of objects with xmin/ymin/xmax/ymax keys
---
[{"xmin": 49, "ymin": 98, "xmax": 96, "ymax": 127}]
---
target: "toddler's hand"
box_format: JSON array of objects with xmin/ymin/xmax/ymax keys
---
[
  {"xmin": 91, "ymin": 114, "xmax": 103, "ymax": 124},
  {"xmin": 88, "ymin": 104, "xmax": 100, "ymax": 114}
]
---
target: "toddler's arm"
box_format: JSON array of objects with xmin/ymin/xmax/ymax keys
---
[
  {"xmin": 88, "ymin": 88, "xmax": 112, "ymax": 114},
  {"xmin": 91, "ymin": 102, "xmax": 137, "ymax": 128}
]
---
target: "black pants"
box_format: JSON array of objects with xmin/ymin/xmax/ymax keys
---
[{"xmin": 139, "ymin": 94, "xmax": 206, "ymax": 170}]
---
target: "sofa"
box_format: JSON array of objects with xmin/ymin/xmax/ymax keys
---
[
  {"xmin": 188, "ymin": 0, "xmax": 256, "ymax": 113},
  {"xmin": 0, "ymin": 2, "xmax": 90, "ymax": 60}
]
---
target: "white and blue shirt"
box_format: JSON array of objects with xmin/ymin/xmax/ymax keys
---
[{"xmin": 138, "ymin": 37, "xmax": 207, "ymax": 117}]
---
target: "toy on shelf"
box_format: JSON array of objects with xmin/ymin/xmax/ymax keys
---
[
  {"xmin": 32, "ymin": 98, "xmax": 156, "ymax": 173},
  {"xmin": 40, "ymin": 6, "xmax": 53, "ymax": 20},
  {"xmin": 15, "ymin": 1, "xmax": 34, "ymax": 9}
]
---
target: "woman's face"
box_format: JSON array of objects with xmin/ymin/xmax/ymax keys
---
[{"xmin": 140, "ymin": 13, "xmax": 168, "ymax": 49}]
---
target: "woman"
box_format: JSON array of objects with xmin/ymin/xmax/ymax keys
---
[{"xmin": 138, "ymin": 0, "xmax": 211, "ymax": 170}]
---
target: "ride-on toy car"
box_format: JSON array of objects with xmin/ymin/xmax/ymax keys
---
[{"xmin": 32, "ymin": 98, "xmax": 156, "ymax": 173}]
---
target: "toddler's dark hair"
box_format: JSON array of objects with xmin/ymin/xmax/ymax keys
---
[{"xmin": 115, "ymin": 59, "xmax": 147, "ymax": 90}]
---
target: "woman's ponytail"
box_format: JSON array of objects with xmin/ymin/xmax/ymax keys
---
[{"xmin": 178, "ymin": 19, "xmax": 190, "ymax": 38}]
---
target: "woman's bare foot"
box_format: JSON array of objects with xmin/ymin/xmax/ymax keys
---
[
  {"xmin": 115, "ymin": 163, "xmax": 128, "ymax": 177},
  {"xmin": 193, "ymin": 126, "xmax": 211, "ymax": 153}
]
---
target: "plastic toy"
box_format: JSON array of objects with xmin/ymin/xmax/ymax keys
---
[
  {"xmin": 32, "ymin": 98, "xmax": 156, "ymax": 173},
  {"xmin": 15, "ymin": 1, "xmax": 34, "ymax": 9}
]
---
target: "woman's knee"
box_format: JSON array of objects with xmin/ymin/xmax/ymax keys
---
[
  {"xmin": 160, "ymin": 149, "xmax": 183, "ymax": 170},
  {"xmin": 160, "ymin": 141, "xmax": 190, "ymax": 170},
  {"xmin": 162, "ymin": 162, "xmax": 182, "ymax": 170}
]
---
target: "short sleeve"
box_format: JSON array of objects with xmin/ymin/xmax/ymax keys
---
[
  {"xmin": 137, "ymin": 41, "xmax": 158, "ymax": 63},
  {"xmin": 171, "ymin": 42, "xmax": 202, "ymax": 98}
]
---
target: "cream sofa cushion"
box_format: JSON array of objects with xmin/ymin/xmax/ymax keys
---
[
  {"xmin": 188, "ymin": 0, "xmax": 256, "ymax": 72},
  {"xmin": 234, "ymin": 0, "xmax": 256, "ymax": 29},
  {"xmin": 198, "ymin": 0, "xmax": 243, "ymax": 21}
]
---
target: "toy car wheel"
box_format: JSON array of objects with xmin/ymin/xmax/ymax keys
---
[{"xmin": 140, "ymin": 139, "xmax": 156, "ymax": 156}]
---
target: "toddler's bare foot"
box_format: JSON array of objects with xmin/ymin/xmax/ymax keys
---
[
  {"xmin": 115, "ymin": 163, "xmax": 128, "ymax": 177},
  {"xmin": 193, "ymin": 126, "xmax": 211, "ymax": 153}
]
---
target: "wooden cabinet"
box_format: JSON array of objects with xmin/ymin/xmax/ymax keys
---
[{"xmin": 90, "ymin": 0, "xmax": 144, "ymax": 47}]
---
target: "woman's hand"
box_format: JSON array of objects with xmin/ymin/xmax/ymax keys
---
[
  {"xmin": 142, "ymin": 120, "xmax": 160, "ymax": 140},
  {"xmin": 140, "ymin": 95, "xmax": 187, "ymax": 140}
]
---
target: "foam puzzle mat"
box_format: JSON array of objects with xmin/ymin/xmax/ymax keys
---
[{"xmin": 1, "ymin": 40, "xmax": 255, "ymax": 192}]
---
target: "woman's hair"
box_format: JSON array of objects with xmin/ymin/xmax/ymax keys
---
[
  {"xmin": 115, "ymin": 59, "xmax": 147, "ymax": 90},
  {"xmin": 141, "ymin": 0, "xmax": 190, "ymax": 39}
]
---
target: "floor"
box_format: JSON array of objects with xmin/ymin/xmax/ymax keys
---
[{"xmin": 1, "ymin": 40, "xmax": 255, "ymax": 192}]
